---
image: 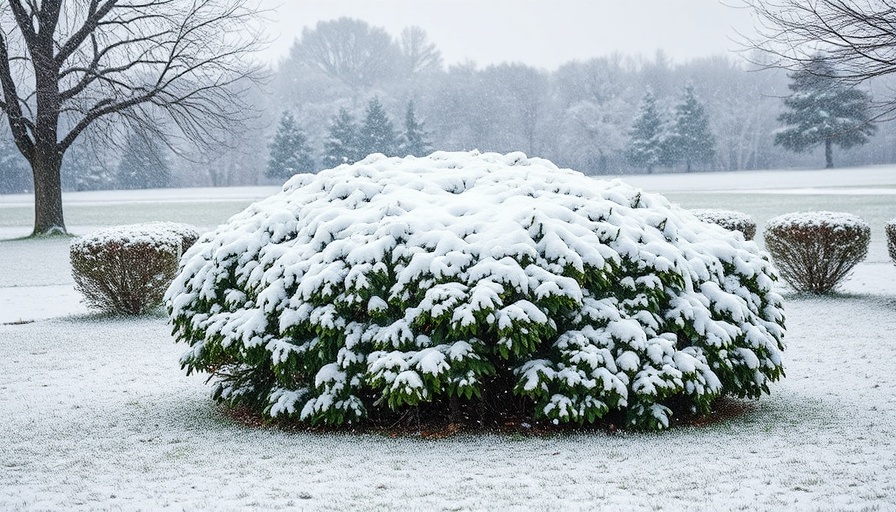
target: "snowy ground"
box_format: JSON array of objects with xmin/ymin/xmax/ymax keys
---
[{"xmin": 1, "ymin": 165, "xmax": 895, "ymax": 510}]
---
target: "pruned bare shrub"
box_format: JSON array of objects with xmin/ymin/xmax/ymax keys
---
[
  {"xmin": 887, "ymin": 219, "xmax": 896, "ymax": 265},
  {"xmin": 692, "ymin": 209, "xmax": 757, "ymax": 240},
  {"xmin": 765, "ymin": 212, "xmax": 869, "ymax": 294},
  {"xmin": 71, "ymin": 223, "xmax": 199, "ymax": 315}
]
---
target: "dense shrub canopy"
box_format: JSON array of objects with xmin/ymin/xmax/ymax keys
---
[
  {"xmin": 166, "ymin": 151, "xmax": 786, "ymax": 430},
  {"xmin": 765, "ymin": 211, "xmax": 870, "ymax": 294},
  {"xmin": 73, "ymin": 222, "xmax": 199, "ymax": 315},
  {"xmin": 691, "ymin": 209, "xmax": 757, "ymax": 241}
]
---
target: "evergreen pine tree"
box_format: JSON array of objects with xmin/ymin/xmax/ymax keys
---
[
  {"xmin": 117, "ymin": 130, "xmax": 170, "ymax": 189},
  {"xmin": 625, "ymin": 91, "xmax": 664, "ymax": 173},
  {"xmin": 322, "ymin": 107, "xmax": 360, "ymax": 168},
  {"xmin": 664, "ymin": 85, "xmax": 716, "ymax": 172},
  {"xmin": 266, "ymin": 111, "xmax": 316, "ymax": 179},
  {"xmin": 0, "ymin": 132, "xmax": 31, "ymax": 193},
  {"xmin": 399, "ymin": 100, "xmax": 432, "ymax": 157},
  {"xmin": 357, "ymin": 96, "xmax": 399, "ymax": 158},
  {"xmin": 63, "ymin": 141, "xmax": 114, "ymax": 191},
  {"xmin": 775, "ymin": 56, "xmax": 876, "ymax": 169}
]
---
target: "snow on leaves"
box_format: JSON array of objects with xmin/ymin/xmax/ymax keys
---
[
  {"xmin": 166, "ymin": 151, "xmax": 786, "ymax": 430},
  {"xmin": 766, "ymin": 211, "xmax": 868, "ymax": 232}
]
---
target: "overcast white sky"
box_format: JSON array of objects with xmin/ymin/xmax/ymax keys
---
[{"xmin": 258, "ymin": 0, "xmax": 757, "ymax": 69}]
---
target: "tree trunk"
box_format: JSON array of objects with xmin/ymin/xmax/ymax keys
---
[
  {"xmin": 31, "ymin": 147, "xmax": 65, "ymax": 235},
  {"xmin": 825, "ymin": 139, "xmax": 834, "ymax": 168},
  {"xmin": 31, "ymin": 28, "xmax": 66, "ymax": 237}
]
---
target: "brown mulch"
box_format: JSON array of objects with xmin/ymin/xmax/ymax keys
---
[{"xmin": 219, "ymin": 396, "xmax": 758, "ymax": 438}]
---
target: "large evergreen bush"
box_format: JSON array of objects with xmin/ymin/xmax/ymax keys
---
[
  {"xmin": 166, "ymin": 152, "xmax": 786, "ymax": 431},
  {"xmin": 73, "ymin": 222, "xmax": 199, "ymax": 315},
  {"xmin": 764, "ymin": 212, "xmax": 870, "ymax": 294}
]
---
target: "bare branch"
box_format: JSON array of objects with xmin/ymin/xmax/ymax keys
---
[
  {"xmin": 294, "ymin": 18, "xmax": 401, "ymax": 87},
  {"xmin": 0, "ymin": 21, "xmax": 34, "ymax": 158},
  {"xmin": 54, "ymin": 1, "xmax": 116, "ymax": 66},
  {"xmin": 0, "ymin": 0, "xmax": 268, "ymax": 235},
  {"xmin": 400, "ymin": 26, "xmax": 442, "ymax": 75},
  {"xmin": 7, "ymin": 1, "xmax": 36, "ymax": 47},
  {"xmin": 736, "ymin": 0, "xmax": 896, "ymax": 118},
  {"xmin": 740, "ymin": 0, "xmax": 896, "ymax": 83}
]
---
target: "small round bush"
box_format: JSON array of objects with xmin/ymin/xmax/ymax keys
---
[
  {"xmin": 166, "ymin": 151, "xmax": 786, "ymax": 431},
  {"xmin": 764, "ymin": 211, "xmax": 870, "ymax": 294},
  {"xmin": 691, "ymin": 209, "xmax": 757, "ymax": 240},
  {"xmin": 72, "ymin": 222, "xmax": 199, "ymax": 315},
  {"xmin": 887, "ymin": 219, "xmax": 896, "ymax": 265}
]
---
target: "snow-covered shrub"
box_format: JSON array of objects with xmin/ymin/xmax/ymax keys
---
[
  {"xmin": 764, "ymin": 212, "xmax": 869, "ymax": 294},
  {"xmin": 72, "ymin": 222, "xmax": 199, "ymax": 315},
  {"xmin": 166, "ymin": 151, "xmax": 786, "ymax": 431},
  {"xmin": 691, "ymin": 209, "xmax": 757, "ymax": 241},
  {"xmin": 887, "ymin": 219, "xmax": 896, "ymax": 265}
]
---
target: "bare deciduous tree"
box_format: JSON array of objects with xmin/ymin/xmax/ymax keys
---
[
  {"xmin": 399, "ymin": 26, "xmax": 442, "ymax": 75},
  {"xmin": 0, "ymin": 0, "xmax": 264, "ymax": 236},
  {"xmin": 293, "ymin": 18, "xmax": 399, "ymax": 89},
  {"xmin": 741, "ymin": 0, "xmax": 896, "ymax": 86}
]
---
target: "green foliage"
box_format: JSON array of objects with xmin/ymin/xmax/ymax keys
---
[
  {"xmin": 357, "ymin": 97, "xmax": 399, "ymax": 158},
  {"xmin": 0, "ymin": 133, "xmax": 31, "ymax": 194},
  {"xmin": 266, "ymin": 111, "xmax": 316, "ymax": 179},
  {"xmin": 72, "ymin": 222, "xmax": 198, "ymax": 315},
  {"xmin": 399, "ymin": 100, "xmax": 431, "ymax": 157},
  {"xmin": 664, "ymin": 85, "xmax": 716, "ymax": 171},
  {"xmin": 117, "ymin": 131, "xmax": 170, "ymax": 190},
  {"xmin": 63, "ymin": 141, "xmax": 115, "ymax": 192},
  {"xmin": 625, "ymin": 91, "xmax": 664, "ymax": 173},
  {"xmin": 167, "ymin": 152, "xmax": 787, "ymax": 431},
  {"xmin": 765, "ymin": 211, "xmax": 870, "ymax": 294},
  {"xmin": 322, "ymin": 107, "xmax": 360, "ymax": 168},
  {"xmin": 775, "ymin": 56, "xmax": 876, "ymax": 168}
]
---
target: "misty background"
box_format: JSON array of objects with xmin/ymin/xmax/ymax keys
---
[{"xmin": 3, "ymin": 0, "xmax": 896, "ymax": 194}]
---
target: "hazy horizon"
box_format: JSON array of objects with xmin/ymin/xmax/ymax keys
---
[{"xmin": 258, "ymin": 0, "xmax": 757, "ymax": 69}]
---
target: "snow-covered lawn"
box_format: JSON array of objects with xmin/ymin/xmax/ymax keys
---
[{"xmin": 1, "ymin": 165, "xmax": 895, "ymax": 510}]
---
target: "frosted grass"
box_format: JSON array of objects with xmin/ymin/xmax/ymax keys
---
[
  {"xmin": 1, "ymin": 294, "xmax": 894, "ymax": 510},
  {"xmin": 1, "ymin": 165, "xmax": 895, "ymax": 509}
]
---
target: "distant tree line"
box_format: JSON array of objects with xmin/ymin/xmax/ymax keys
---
[
  {"xmin": 263, "ymin": 18, "xmax": 886, "ymax": 180},
  {"xmin": 266, "ymin": 97, "xmax": 432, "ymax": 178},
  {"xmin": 0, "ymin": 16, "xmax": 890, "ymax": 194}
]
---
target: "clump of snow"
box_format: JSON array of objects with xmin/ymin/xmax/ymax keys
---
[
  {"xmin": 765, "ymin": 211, "xmax": 869, "ymax": 232},
  {"xmin": 71, "ymin": 222, "xmax": 199, "ymax": 255},
  {"xmin": 166, "ymin": 151, "xmax": 786, "ymax": 430},
  {"xmin": 765, "ymin": 211, "xmax": 870, "ymax": 294},
  {"xmin": 691, "ymin": 208, "xmax": 757, "ymax": 240}
]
